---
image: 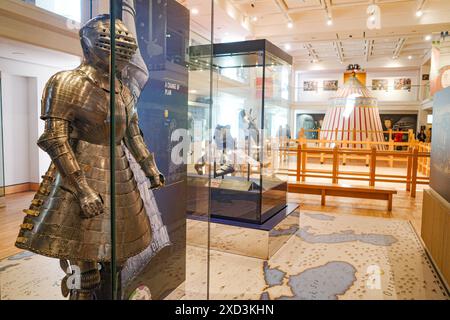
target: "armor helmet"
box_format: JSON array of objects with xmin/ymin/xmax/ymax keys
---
[{"xmin": 79, "ymin": 14, "xmax": 137, "ymax": 71}]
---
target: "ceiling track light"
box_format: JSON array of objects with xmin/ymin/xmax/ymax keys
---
[
  {"xmin": 392, "ymin": 38, "xmax": 406, "ymax": 60},
  {"xmin": 416, "ymin": 0, "xmax": 426, "ymax": 17}
]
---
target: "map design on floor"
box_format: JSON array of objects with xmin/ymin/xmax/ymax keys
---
[
  {"xmin": 257, "ymin": 213, "xmax": 448, "ymax": 300},
  {"xmin": 1, "ymin": 212, "xmax": 449, "ymax": 300},
  {"xmin": 195, "ymin": 212, "xmax": 449, "ymax": 300}
]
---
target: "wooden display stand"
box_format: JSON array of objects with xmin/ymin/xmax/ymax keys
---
[{"xmin": 421, "ymin": 188, "xmax": 450, "ymax": 288}]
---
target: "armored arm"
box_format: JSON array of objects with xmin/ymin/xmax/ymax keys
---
[
  {"xmin": 37, "ymin": 119, "xmax": 104, "ymax": 218},
  {"xmin": 124, "ymin": 112, "xmax": 165, "ymax": 189},
  {"xmin": 38, "ymin": 72, "xmax": 103, "ymax": 218}
]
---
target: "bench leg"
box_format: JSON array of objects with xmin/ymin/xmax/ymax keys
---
[
  {"xmin": 321, "ymin": 190, "xmax": 326, "ymax": 206},
  {"xmin": 387, "ymin": 194, "xmax": 393, "ymax": 212}
]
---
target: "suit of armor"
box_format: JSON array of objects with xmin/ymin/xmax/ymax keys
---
[{"xmin": 15, "ymin": 14, "xmax": 164, "ymax": 299}]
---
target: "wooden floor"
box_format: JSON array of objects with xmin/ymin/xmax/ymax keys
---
[
  {"xmin": 0, "ymin": 187, "xmax": 425, "ymax": 261},
  {"xmin": 0, "ymin": 192, "xmax": 34, "ymax": 260},
  {"xmin": 290, "ymin": 189, "xmax": 424, "ymax": 233}
]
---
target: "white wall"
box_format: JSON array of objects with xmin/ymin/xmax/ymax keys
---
[
  {"xmin": 0, "ymin": 56, "xmax": 78, "ymax": 184},
  {"xmin": 295, "ymin": 69, "xmax": 420, "ymax": 103},
  {"xmin": 291, "ymin": 69, "xmax": 423, "ymax": 135},
  {"xmin": 367, "ymin": 69, "xmax": 420, "ymax": 102},
  {"xmin": 1, "ymin": 74, "xmax": 30, "ymax": 185},
  {"xmin": 295, "ymin": 72, "xmax": 343, "ymax": 103}
]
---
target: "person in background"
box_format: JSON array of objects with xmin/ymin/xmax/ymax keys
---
[
  {"xmin": 394, "ymin": 131, "xmax": 403, "ymax": 150},
  {"xmin": 417, "ymin": 126, "xmax": 427, "ymax": 142},
  {"xmin": 427, "ymin": 128, "xmax": 432, "ymax": 143},
  {"xmin": 286, "ymin": 124, "xmax": 292, "ymax": 140}
]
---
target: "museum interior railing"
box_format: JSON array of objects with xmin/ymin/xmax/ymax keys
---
[{"xmin": 276, "ymin": 129, "xmax": 431, "ymax": 198}]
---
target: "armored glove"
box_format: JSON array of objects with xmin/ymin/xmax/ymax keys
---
[
  {"xmin": 76, "ymin": 180, "xmax": 104, "ymax": 218},
  {"xmin": 139, "ymin": 153, "xmax": 165, "ymax": 189}
]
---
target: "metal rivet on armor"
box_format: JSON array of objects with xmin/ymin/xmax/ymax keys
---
[
  {"xmin": 23, "ymin": 209, "xmax": 40, "ymax": 217},
  {"xmin": 31, "ymin": 199, "xmax": 44, "ymax": 206},
  {"xmin": 20, "ymin": 223, "xmax": 34, "ymax": 231},
  {"xmin": 16, "ymin": 237, "xmax": 27, "ymax": 244},
  {"xmin": 41, "ymin": 175, "xmax": 54, "ymax": 182}
]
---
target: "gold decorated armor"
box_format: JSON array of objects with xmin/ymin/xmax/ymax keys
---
[{"xmin": 15, "ymin": 15, "xmax": 164, "ymax": 265}]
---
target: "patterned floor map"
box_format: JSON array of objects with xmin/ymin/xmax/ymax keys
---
[
  {"xmin": 277, "ymin": 261, "xmax": 357, "ymax": 300},
  {"xmin": 192, "ymin": 212, "xmax": 449, "ymax": 300},
  {"xmin": 1, "ymin": 211, "xmax": 449, "ymax": 300}
]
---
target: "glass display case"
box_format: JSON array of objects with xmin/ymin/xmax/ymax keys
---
[
  {"xmin": 0, "ymin": 0, "xmax": 214, "ymax": 301},
  {"xmin": 189, "ymin": 40, "xmax": 292, "ymax": 224}
]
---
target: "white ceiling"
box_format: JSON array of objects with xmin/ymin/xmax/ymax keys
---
[
  {"xmin": 3, "ymin": 1, "xmax": 448, "ymax": 72},
  {"xmin": 231, "ymin": 0, "xmax": 450, "ymax": 67},
  {"xmin": 181, "ymin": 0, "xmax": 450, "ymax": 70},
  {"xmin": 0, "ymin": 37, "xmax": 80, "ymax": 69}
]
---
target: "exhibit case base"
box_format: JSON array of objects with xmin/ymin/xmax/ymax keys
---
[{"xmin": 187, "ymin": 203, "xmax": 299, "ymax": 260}]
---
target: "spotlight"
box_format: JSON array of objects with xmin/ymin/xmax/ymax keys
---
[
  {"xmin": 191, "ymin": 8, "xmax": 199, "ymax": 15},
  {"xmin": 288, "ymin": 22, "xmax": 293, "ymax": 29},
  {"xmin": 416, "ymin": 10, "xmax": 423, "ymax": 17},
  {"xmin": 327, "ymin": 18, "xmax": 333, "ymax": 26},
  {"xmin": 252, "ymin": 16, "xmax": 258, "ymax": 22},
  {"xmin": 425, "ymin": 35, "xmax": 432, "ymax": 41},
  {"xmin": 408, "ymin": 55, "xmax": 413, "ymax": 60},
  {"xmin": 284, "ymin": 44, "xmax": 291, "ymax": 51}
]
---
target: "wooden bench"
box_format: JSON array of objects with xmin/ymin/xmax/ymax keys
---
[{"xmin": 288, "ymin": 182, "xmax": 397, "ymax": 211}]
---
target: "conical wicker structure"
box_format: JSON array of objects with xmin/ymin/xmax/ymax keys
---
[{"xmin": 320, "ymin": 74, "xmax": 385, "ymax": 149}]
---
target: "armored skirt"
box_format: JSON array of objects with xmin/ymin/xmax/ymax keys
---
[{"xmin": 16, "ymin": 141, "xmax": 152, "ymax": 263}]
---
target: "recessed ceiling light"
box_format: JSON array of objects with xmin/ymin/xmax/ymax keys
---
[
  {"xmin": 416, "ymin": 10, "xmax": 423, "ymax": 17},
  {"xmin": 408, "ymin": 55, "xmax": 413, "ymax": 60},
  {"xmin": 327, "ymin": 18, "xmax": 333, "ymax": 26},
  {"xmin": 284, "ymin": 44, "xmax": 291, "ymax": 51},
  {"xmin": 191, "ymin": 8, "xmax": 199, "ymax": 15},
  {"xmin": 287, "ymin": 22, "xmax": 293, "ymax": 29},
  {"xmin": 425, "ymin": 35, "xmax": 432, "ymax": 41},
  {"xmin": 252, "ymin": 16, "xmax": 258, "ymax": 22}
]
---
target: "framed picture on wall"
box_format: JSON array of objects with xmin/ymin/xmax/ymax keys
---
[
  {"xmin": 380, "ymin": 114, "xmax": 418, "ymax": 132},
  {"xmin": 380, "ymin": 114, "xmax": 418, "ymax": 142},
  {"xmin": 372, "ymin": 79, "xmax": 388, "ymax": 91},
  {"xmin": 394, "ymin": 78, "xmax": 412, "ymax": 91},
  {"xmin": 323, "ymin": 80, "xmax": 338, "ymax": 91},
  {"xmin": 303, "ymin": 81, "xmax": 318, "ymax": 91}
]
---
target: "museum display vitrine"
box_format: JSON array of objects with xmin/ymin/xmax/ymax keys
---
[
  {"xmin": 0, "ymin": 0, "xmax": 213, "ymax": 300},
  {"xmin": 189, "ymin": 40, "xmax": 292, "ymax": 225}
]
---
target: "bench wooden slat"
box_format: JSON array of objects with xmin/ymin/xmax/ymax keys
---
[
  {"xmin": 289, "ymin": 182, "xmax": 397, "ymax": 194},
  {"xmin": 288, "ymin": 182, "xmax": 397, "ymax": 212}
]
